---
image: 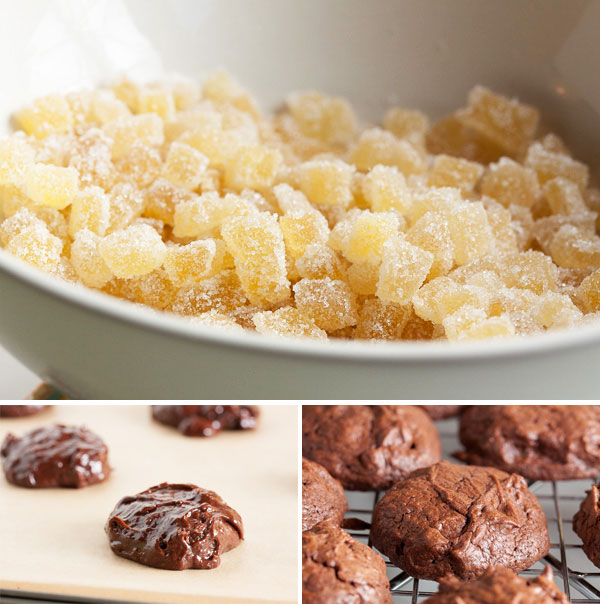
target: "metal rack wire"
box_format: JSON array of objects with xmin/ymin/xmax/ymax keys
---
[{"xmin": 344, "ymin": 420, "xmax": 600, "ymax": 603}]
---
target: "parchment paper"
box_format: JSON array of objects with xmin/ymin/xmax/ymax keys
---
[{"xmin": 0, "ymin": 405, "xmax": 298, "ymax": 603}]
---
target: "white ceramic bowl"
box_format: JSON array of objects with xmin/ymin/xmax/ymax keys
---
[{"xmin": 1, "ymin": 0, "xmax": 599, "ymax": 399}]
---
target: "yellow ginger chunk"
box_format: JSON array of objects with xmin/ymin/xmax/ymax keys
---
[
  {"xmin": 362, "ymin": 165, "xmax": 413, "ymax": 215},
  {"xmin": 0, "ymin": 208, "xmax": 46, "ymax": 246},
  {"xmin": 428, "ymin": 154, "xmax": 483, "ymax": 194},
  {"xmin": 112, "ymin": 77, "xmax": 140, "ymax": 112},
  {"xmin": 446, "ymin": 202, "xmax": 491, "ymax": 265},
  {"xmin": 90, "ymin": 90, "xmax": 131, "ymax": 124},
  {"xmin": 105, "ymin": 269, "xmax": 176, "ymax": 310},
  {"xmin": 224, "ymin": 144, "xmax": 282, "ymax": 191},
  {"xmin": 299, "ymin": 158, "xmax": 355, "ymax": 207},
  {"xmin": 346, "ymin": 262, "xmax": 379, "ymax": 295},
  {"xmin": 168, "ymin": 75, "xmax": 201, "ymax": 111},
  {"xmin": 99, "ymin": 223, "xmax": 167, "ymax": 278},
  {"xmin": 355, "ymin": 299, "xmax": 411, "ymax": 340},
  {"xmin": 376, "ymin": 235, "xmax": 433, "ymax": 304},
  {"xmin": 482, "ymin": 198, "xmax": 518, "ymax": 255},
  {"xmin": 525, "ymin": 142, "xmax": 589, "ymax": 191},
  {"xmin": 407, "ymin": 186, "xmax": 463, "ymax": 224},
  {"xmin": 296, "ymin": 243, "xmax": 346, "ymax": 281},
  {"xmin": 480, "ymin": 157, "xmax": 540, "ymax": 208},
  {"xmin": 497, "ymin": 250, "xmax": 558, "ymax": 295},
  {"xmin": 69, "ymin": 185, "xmax": 110, "ymax": 237},
  {"xmin": 163, "ymin": 240, "xmax": 217, "ymax": 286},
  {"xmin": 542, "ymin": 177, "xmax": 588, "ymax": 216},
  {"xmin": 280, "ymin": 210, "xmax": 329, "ymax": 260},
  {"xmin": 107, "ymin": 182, "xmax": 144, "ymax": 233},
  {"xmin": 293, "ymin": 277, "xmax": 357, "ymax": 331},
  {"xmin": 70, "ymin": 230, "xmax": 114, "ymax": 288},
  {"xmin": 103, "ymin": 114, "xmax": 164, "ymax": 160},
  {"xmin": 116, "ymin": 143, "xmax": 162, "ymax": 188},
  {"xmin": 443, "ymin": 306, "xmax": 515, "ymax": 341},
  {"xmin": 138, "ymin": 86, "xmax": 176, "ymax": 121},
  {"xmin": 162, "ymin": 142, "xmax": 209, "ymax": 191},
  {"xmin": 549, "ymin": 225, "xmax": 600, "ymax": 270},
  {"xmin": 144, "ymin": 178, "xmax": 194, "ymax": 226},
  {"xmin": 533, "ymin": 292, "xmax": 582, "ymax": 329},
  {"xmin": 383, "ymin": 107, "xmax": 429, "ymax": 146},
  {"xmin": 0, "ymin": 137, "xmax": 35, "ymax": 186},
  {"xmin": 202, "ymin": 69, "xmax": 260, "ymax": 118},
  {"xmin": 16, "ymin": 94, "xmax": 73, "ymax": 139},
  {"xmin": 25, "ymin": 164, "xmax": 78, "ymax": 209},
  {"xmin": 6, "ymin": 222, "xmax": 63, "ymax": 272},
  {"xmin": 350, "ymin": 128, "xmax": 425, "ymax": 175},
  {"xmin": 407, "ymin": 211, "xmax": 455, "ymax": 279},
  {"xmin": 252, "ymin": 307, "xmax": 327, "ymax": 339},
  {"xmin": 188, "ymin": 310, "xmax": 243, "ymax": 331},
  {"xmin": 575, "ymin": 270, "xmax": 600, "ymax": 313},
  {"xmin": 457, "ymin": 86, "xmax": 539, "ymax": 156}
]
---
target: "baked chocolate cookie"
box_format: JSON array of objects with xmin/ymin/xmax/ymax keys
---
[
  {"xmin": 455, "ymin": 405, "xmax": 600, "ymax": 480},
  {"xmin": 106, "ymin": 483, "xmax": 243, "ymax": 570},
  {"xmin": 1, "ymin": 424, "xmax": 110, "ymax": 488},
  {"xmin": 302, "ymin": 457, "xmax": 347, "ymax": 531},
  {"xmin": 0, "ymin": 405, "xmax": 49, "ymax": 417},
  {"xmin": 370, "ymin": 460, "xmax": 549, "ymax": 581},
  {"xmin": 420, "ymin": 405, "xmax": 463, "ymax": 420},
  {"xmin": 422, "ymin": 566, "xmax": 570, "ymax": 604},
  {"xmin": 152, "ymin": 405, "xmax": 259, "ymax": 436},
  {"xmin": 303, "ymin": 523, "xmax": 392, "ymax": 604},
  {"xmin": 573, "ymin": 481, "xmax": 600, "ymax": 568},
  {"xmin": 302, "ymin": 405, "xmax": 441, "ymax": 490}
]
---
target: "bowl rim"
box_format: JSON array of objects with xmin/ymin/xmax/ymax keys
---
[{"xmin": 1, "ymin": 249, "xmax": 599, "ymax": 364}]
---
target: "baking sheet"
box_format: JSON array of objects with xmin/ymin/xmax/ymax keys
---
[{"xmin": 0, "ymin": 405, "xmax": 298, "ymax": 604}]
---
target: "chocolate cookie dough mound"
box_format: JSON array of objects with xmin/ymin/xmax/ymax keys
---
[
  {"xmin": 370, "ymin": 460, "xmax": 549, "ymax": 581},
  {"xmin": 420, "ymin": 405, "xmax": 463, "ymax": 420},
  {"xmin": 423, "ymin": 566, "xmax": 570, "ymax": 604},
  {"xmin": 573, "ymin": 481, "xmax": 600, "ymax": 568},
  {"xmin": 152, "ymin": 405, "xmax": 259, "ymax": 436},
  {"xmin": 456, "ymin": 405, "xmax": 600, "ymax": 480},
  {"xmin": 0, "ymin": 405, "xmax": 49, "ymax": 417},
  {"xmin": 106, "ymin": 483, "xmax": 243, "ymax": 570},
  {"xmin": 302, "ymin": 405, "xmax": 441, "ymax": 491},
  {"xmin": 303, "ymin": 523, "xmax": 392, "ymax": 604},
  {"xmin": 1, "ymin": 424, "xmax": 109, "ymax": 488},
  {"xmin": 302, "ymin": 457, "xmax": 347, "ymax": 531}
]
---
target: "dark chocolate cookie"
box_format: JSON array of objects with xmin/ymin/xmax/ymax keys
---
[
  {"xmin": 422, "ymin": 566, "xmax": 570, "ymax": 603},
  {"xmin": 455, "ymin": 405, "xmax": 600, "ymax": 480},
  {"xmin": 302, "ymin": 457, "xmax": 347, "ymax": 531},
  {"xmin": 302, "ymin": 405, "xmax": 441, "ymax": 491},
  {"xmin": 1, "ymin": 424, "xmax": 110, "ymax": 488},
  {"xmin": 370, "ymin": 460, "xmax": 550, "ymax": 581},
  {"xmin": 152, "ymin": 405, "xmax": 259, "ymax": 436},
  {"xmin": 573, "ymin": 481, "xmax": 600, "ymax": 568},
  {"xmin": 420, "ymin": 405, "xmax": 463, "ymax": 420},
  {"xmin": 0, "ymin": 405, "xmax": 49, "ymax": 417},
  {"xmin": 106, "ymin": 483, "xmax": 243, "ymax": 570},
  {"xmin": 302, "ymin": 523, "xmax": 392, "ymax": 604}
]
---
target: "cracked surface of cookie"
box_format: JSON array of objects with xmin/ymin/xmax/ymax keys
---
[
  {"xmin": 370, "ymin": 460, "xmax": 550, "ymax": 581},
  {"xmin": 302, "ymin": 523, "xmax": 392, "ymax": 604},
  {"xmin": 302, "ymin": 405, "xmax": 441, "ymax": 490},
  {"xmin": 420, "ymin": 405, "xmax": 463, "ymax": 420},
  {"xmin": 302, "ymin": 457, "xmax": 347, "ymax": 531},
  {"xmin": 422, "ymin": 566, "xmax": 570, "ymax": 603},
  {"xmin": 152, "ymin": 405, "xmax": 259, "ymax": 436},
  {"xmin": 455, "ymin": 405, "xmax": 600, "ymax": 480},
  {"xmin": 573, "ymin": 481, "xmax": 600, "ymax": 568}
]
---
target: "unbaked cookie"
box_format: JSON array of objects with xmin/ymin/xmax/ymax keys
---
[
  {"xmin": 302, "ymin": 457, "xmax": 347, "ymax": 531},
  {"xmin": 152, "ymin": 405, "xmax": 259, "ymax": 436}
]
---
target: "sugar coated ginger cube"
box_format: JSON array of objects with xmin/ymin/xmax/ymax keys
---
[
  {"xmin": 16, "ymin": 94, "xmax": 73, "ymax": 139},
  {"xmin": 0, "ymin": 137, "xmax": 35, "ymax": 186},
  {"xmin": 533, "ymin": 292, "xmax": 582, "ymax": 329},
  {"xmin": 525, "ymin": 142, "xmax": 589, "ymax": 191},
  {"xmin": 362, "ymin": 165, "xmax": 413, "ymax": 215},
  {"xmin": 481, "ymin": 198, "xmax": 518, "ymax": 255},
  {"xmin": 346, "ymin": 261, "xmax": 378, "ymax": 295},
  {"xmin": 69, "ymin": 185, "xmax": 110, "ymax": 237},
  {"xmin": 446, "ymin": 202, "xmax": 491, "ymax": 265},
  {"xmin": 224, "ymin": 144, "xmax": 282, "ymax": 191},
  {"xmin": 293, "ymin": 277, "xmax": 357, "ymax": 331},
  {"xmin": 90, "ymin": 90, "xmax": 131, "ymax": 124},
  {"xmin": 273, "ymin": 183, "xmax": 314, "ymax": 214},
  {"xmin": 107, "ymin": 182, "xmax": 144, "ymax": 233},
  {"xmin": 144, "ymin": 178, "xmax": 194, "ymax": 226},
  {"xmin": 407, "ymin": 211, "xmax": 455, "ymax": 279},
  {"xmin": 25, "ymin": 164, "xmax": 78, "ymax": 210},
  {"xmin": 350, "ymin": 128, "xmax": 425, "ymax": 175},
  {"xmin": 295, "ymin": 243, "xmax": 346, "ymax": 281},
  {"xmin": 497, "ymin": 250, "xmax": 558, "ymax": 294},
  {"xmin": 138, "ymin": 86, "xmax": 176, "ymax": 121},
  {"xmin": 103, "ymin": 114, "xmax": 164, "ymax": 160},
  {"xmin": 188, "ymin": 310, "xmax": 243, "ymax": 331},
  {"xmin": 355, "ymin": 298, "xmax": 411, "ymax": 340},
  {"xmin": 5, "ymin": 222, "xmax": 63, "ymax": 272},
  {"xmin": 202, "ymin": 70, "xmax": 260, "ymax": 118},
  {"xmin": 99, "ymin": 223, "xmax": 166, "ymax": 278},
  {"xmin": 383, "ymin": 107, "xmax": 429, "ymax": 146},
  {"xmin": 443, "ymin": 306, "xmax": 515, "ymax": 341},
  {"xmin": 575, "ymin": 269, "xmax": 600, "ymax": 313},
  {"xmin": 252, "ymin": 307, "xmax": 327, "ymax": 339},
  {"xmin": 457, "ymin": 86, "xmax": 539, "ymax": 156},
  {"xmin": 112, "ymin": 77, "xmax": 141, "ymax": 112},
  {"xmin": 162, "ymin": 142, "xmax": 208, "ymax": 190},
  {"xmin": 299, "ymin": 158, "xmax": 355, "ymax": 207},
  {"xmin": 116, "ymin": 143, "xmax": 162, "ymax": 188},
  {"xmin": 401, "ymin": 308, "xmax": 437, "ymax": 340},
  {"xmin": 480, "ymin": 157, "xmax": 540, "ymax": 208},
  {"xmin": 280, "ymin": 209, "xmax": 329, "ymax": 259},
  {"xmin": 163, "ymin": 239, "xmax": 217, "ymax": 286},
  {"xmin": 376, "ymin": 235, "xmax": 433, "ymax": 304},
  {"xmin": 428, "ymin": 154, "xmax": 483, "ymax": 194},
  {"xmin": 549, "ymin": 224, "xmax": 600, "ymax": 270},
  {"xmin": 0, "ymin": 207, "xmax": 46, "ymax": 246},
  {"xmin": 286, "ymin": 91, "xmax": 357, "ymax": 145},
  {"xmin": 70, "ymin": 229, "xmax": 114, "ymax": 288},
  {"xmin": 104, "ymin": 269, "xmax": 176, "ymax": 310},
  {"xmin": 542, "ymin": 177, "xmax": 588, "ymax": 216},
  {"xmin": 167, "ymin": 75, "xmax": 201, "ymax": 111}
]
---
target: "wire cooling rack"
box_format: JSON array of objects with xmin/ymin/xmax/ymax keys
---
[{"xmin": 344, "ymin": 418, "xmax": 600, "ymax": 603}]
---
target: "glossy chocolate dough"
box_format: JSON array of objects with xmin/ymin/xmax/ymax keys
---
[
  {"xmin": 302, "ymin": 523, "xmax": 392, "ymax": 604},
  {"xmin": 302, "ymin": 457, "xmax": 347, "ymax": 532},
  {"xmin": 455, "ymin": 405, "xmax": 600, "ymax": 480},
  {"xmin": 302, "ymin": 405, "xmax": 441, "ymax": 490},
  {"xmin": 1, "ymin": 424, "xmax": 110, "ymax": 488},
  {"xmin": 370, "ymin": 461, "xmax": 550, "ymax": 581},
  {"xmin": 106, "ymin": 483, "xmax": 244, "ymax": 570},
  {"xmin": 152, "ymin": 405, "xmax": 259, "ymax": 436},
  {"xmin": 0, "ymin": 405, "xmax": 48, "ymax": 417},
  {"xmin": 573, "ymin": 482, "xmax": 600, "ymax": 568},
  {"xmin": 423, "ymin": 566, "xmax": 570, "ymax": 603}
]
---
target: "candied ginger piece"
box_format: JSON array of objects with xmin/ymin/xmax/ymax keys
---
[
  {"xmin": 362, "ymin": 165, "xmax": 413, "ymax": 215},
  {"xmin": 480, "ymin": 197, "xmax": 519, "ymax": 255},
  {"xmin": 69, "ymin": 185, "xmax": 110, "ymax": 237},
  {"xmin": 202, "ymin": 70, "xmax": 260, "ymax": 119},
  {"xmin": 401, "ymin": 307, "xmax": 437, "ymax": 340},
  {"xmin": 532, "ymin": 214, "xmax": 597, "ymax": 255},
  {"xmin": 542, "ymin": 177, "xmax": 588, "ymax": 216},
  {"xmin": 293, "ymin": 277, "xmax": 357, "ymax": 331},
  {"xmin": 90, "ymin": 90, "xmax": 131, "ymax": 124},
  {"xmin": 549, "ymin": 224, "xmax": 600, "ymax": 270},
  {"xmin": 355, "ymin": 298, "xmax": 411, "ymax": 340},
  {"xmin": 0, "ymin": 207, "xmax": 45, "ymax": 246},
  {"xmin": 296, "ymin": 243, "xmax": 346, "ymax": 281},
  {"xmin": 5, "ymin": 222, "xmax": 63, "ymax": 272},
  {"xmin": 144, "ymin": 177, "xmax": 194, "ymax": 226},
  {"xmin": 25, "ymin": 164, "xmax": 78, "ymax": 210},
  {"xmin": 105, "ymin": 269, "xmax": 176, "ymax": 310},
  {"xmin": 99, "ymin": 223, "xmax": 166, "ymax": 278},
  {"xmin": 103, "ymin": 114, "xmax": 164, "ymax": 160},
  {"xmin": 107, "ymin": 182, "xmax": 144, "ymax": 233},
  {"xmin": 0, "ymin": 137, "xmax": 35, "ymax": 186},
  {"xmin": 16, "ymin": 94, "xmax": 73, "ymax": 139},
  {"xmin": 407, "ymin": 211, "xmax": 455, "ymax": 279},
  {"xmin": 280, "ymin": 209, "xmax": 329, "ymax": 260},
  {"xmin": 299, "ymin": 158, "xmax": 355, "ymax": 207},
  {"xmin": 497, "ymin": 250, "xmax": 558, "ymax": 295},
  {"xmin": 69, "ymin": 127, "xmax": 116, "ymax": 190},
  {"xmin": 346, "ymin": 261, "xmax": 378, "ymax": 295},
  {"xmin": 446, "ymin": 202, "xmax": 491, "ymax": 265},
  {"xmin": 539, "ymin": 132, "xmax": 570, "ymax": 155},
  {"xmin": 408, "ymin": 186, "xmax": 463, "ymax": 223},
  {"xmin": 70, "ymin": 229, "xmax": 113, "ymax": 288},
  {"xmin": 138, "ymin": 86, "xmax": 176, "ymax": 121},
  {"xmin": 480, "ymin": 157, "xmax": 540, "ymax": 208},
  {"xmin": 376, "ymin": 235, "xmax": 433, "ymax": 305},
  {"xmin": 575, "ymin": 269, "xmax": 600, "ymax": 313},
  {"xmin": 163, "ymin": 239, "xmax": 217, "ymax": 286},
  {"xmin": 224, "ymin": 144, "xmax": 282, "ymax": 191},
  {"xmin": 286, "ymin": 91, "xmax": 357, "ymax": 145},
  {"xmin": 533, "ymin": 292, "xmax": 582, "ymax": 329},
  {"xmin": 168, "ymin": 75, "xmax": 201, "ymax": 111},
  {"xmin": 525, "ymin": 142, "xmax": 589, "ymax": 191},
  {"xmin": 274, "ymin": 183, "xmax": 313, "ymax": 214},
  {"xmin": 188, "ymin": 310, "xmax": 243, "ymax": 331},
  {"xmin": 252, "ymin": 307, "xmax": 327, "ymax": 339},
  {"xmin": 383, "ymin": 107, "xmax": 428, "ymax": 147},
  {"xmin": 112, "ymin": 77, "xmax": 141, "ymax": 112},
  {"xmin": 443, "ymin": 306, "xmax": 515, "ymax": 341},
  {"xmin": 457, "ymin": 86, "xmax": 539, "ymax": 156},
  {"xmin": 428, "ymin": 154, "xmax": 483, "ymax": 194},
  {"xmin": 349, "ymin": 128, "xmax": 425, "ymax": 175},
  {"xmin": 116, "ymin": 143, "xmax": 162, "ymax": 188},
  {"xmin": 162, "ymin": 141, "xmax": 208, "ymax": 191}
]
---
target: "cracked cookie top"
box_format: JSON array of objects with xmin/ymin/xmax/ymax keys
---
[{"xmin": 573, "ymin": 481, "xmax": 600, "ymax": 568}]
